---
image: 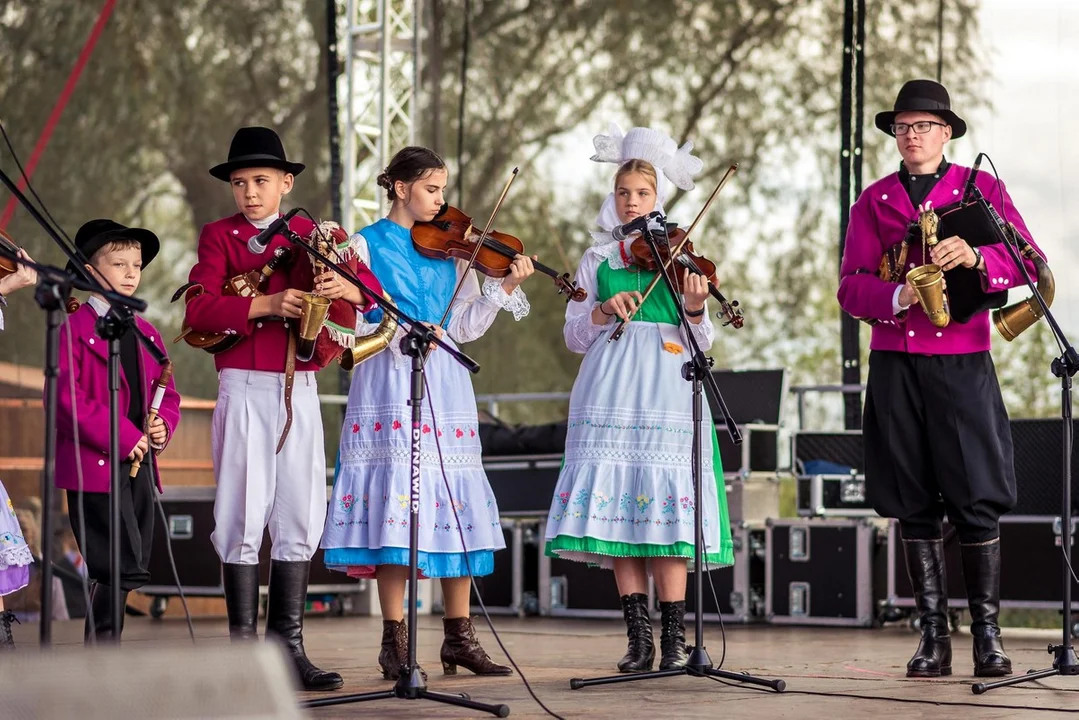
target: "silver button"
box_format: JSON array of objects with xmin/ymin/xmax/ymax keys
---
[
  {"xmin": 89, "ymin": 338, "xmax": 95, "ymax": 345},
  {"xmin": 953, "ymin": 189, "xmax": 960, "ymax": 195},
  {"xmin": 150, "ymin": 336, "xmax": 155, "ymax": 342},
  {"xmin": 283, "ymin": 322, "xmax": 289, "ymax": 329},
  {"xmin": 232, "ymin": 229, "xmax": 239, "ymax": 235},
  {"xmin": 909, "ymin": 262, "xmax": 915, "ymax": 268},
  {"xmin": 257, "ymin": 322, "xmax": 263, "ymax": 328},
  {"xmin": 97, "ymin": 459, "xmax": 105, "ymax": 467},
  {"xmin": 936, "ymin": 331, "xmax": 943, "ymax": 338},
  {"xmin": 908, "ymin": 330, "xmax": 915, "ymax": 337},
  {"xmin": 881, "ymin": 193, "xmax": 889, "ymax": 200},
  {"xmin": 1004, "ymin": 279, "xmax": 1009, "ymax": 285}
]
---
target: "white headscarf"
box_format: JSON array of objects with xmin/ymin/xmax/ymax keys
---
[{"xmin": 590, "ymin": 124, "xmax": 703, "ymax": 233}]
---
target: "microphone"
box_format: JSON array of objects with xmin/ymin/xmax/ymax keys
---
[
  {"xmin": 962, "ymin": 152, "xmax": 984, "ymax": 205},
  {"xmin": 247, "ymin": 208, "xmax": 302, "ymax": 254},
  {"xmin": 611, "ymin": 211, "xmax": 662, "ymax": 242}
]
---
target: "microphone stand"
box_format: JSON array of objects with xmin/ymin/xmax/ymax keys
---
[
  {"xmin": 967, "ymin": 184, "xmax": 1079, "ymax": 694},
  {"xmin": 277, "ymin": 218, "xmax": 510, "ymax": 716},
  {"xmin": 568, "ymin": 221, "xmax": 784, "ymax": 694},
  {"xmin": 0, "ymin": 167, "xmax": 166, "ymax": 646}
]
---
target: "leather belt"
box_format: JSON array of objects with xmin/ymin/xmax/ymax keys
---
[{"xmin": 276, "ymin": 330, "xmax": 297, "ymax": 454}]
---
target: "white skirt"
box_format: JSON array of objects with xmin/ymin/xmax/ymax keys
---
[
  {"xmin": 322, "ymin": 341, "xmax": 505, "ymax": 578},
  {"xmin": 543, "ymin": 321, "xmax": 728, "ymax": 568}
]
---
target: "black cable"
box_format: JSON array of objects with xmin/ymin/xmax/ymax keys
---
[
  {"xmin": 455, "ymin": 0, "xmax": 471, "ymax": 206},
  {"xmin": 936, "ymin": 0, "xmax": 945, "ymax": 84},
  {"xmin": 702, "ymin": 555, "xmax": 728, "ymax": 669},
  {"xmin": 704, "ymin": 675, "xmax": 1079, "ymax": 712},
  {"xmin": 1, "ymin": 118, "xmax": 196, "ymax": 639},
  {"xmin": 61, "ymin": 311, "xmax": 95, "ymax": 644},
  {"xmin": 151, "ymin": 492, "xmax": 195, "ymax": 642},
  {"xmin": 423, "ymin": 372, "xmax": 566, "ymax": 720}
]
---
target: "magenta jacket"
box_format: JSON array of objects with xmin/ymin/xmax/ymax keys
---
[
  {"xmin": 837, "ymin": 163, "xmax": 1043, "ymax": 354},
  {"xmin": 53, "ymin": 303, "xmax": 181, "ymax": 493}
]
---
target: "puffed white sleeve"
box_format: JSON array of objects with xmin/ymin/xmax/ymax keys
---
[
  {"xmin": 680, "ymin": 300, "xmax": 715, "ymax": 351},
  {"xmin": 445, "ymin": 262, "xmax": 530, "ymax": 344},
  {"xmin": 563, "ymin": 249, "xmax": 612, "ymax": 354}
]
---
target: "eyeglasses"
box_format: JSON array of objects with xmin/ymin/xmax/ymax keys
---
[{"xmin": 891, "ymin": 121, "xmax": 947, "ymax": 136}]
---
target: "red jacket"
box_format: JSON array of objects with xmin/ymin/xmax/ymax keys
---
[
  {"xmin": 54, "ymin": 304, "xmax": 182, "ymax": 493},
  {"xmin": 184, "ymin": 213, "xmax": 382, "ymax": 372}
]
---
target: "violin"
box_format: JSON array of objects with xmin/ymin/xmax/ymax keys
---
[
  {"xmin": 626, "ymin": 226, "xmax": 744, "ymax": 328},
  {"xmin": 412, "ymin": 204, "xmax": 586, "ymax": 302},
  {"xmin": 0, "ymin": 229, "xmax": 19, "ymax": 279}
]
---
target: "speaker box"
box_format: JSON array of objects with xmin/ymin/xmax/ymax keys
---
[{"xmin": 0, "ymin": 643, "xmax": 302, "ymax": 719}]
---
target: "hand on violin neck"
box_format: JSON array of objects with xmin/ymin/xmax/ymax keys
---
[
  {"xmin": 500, "ymin": 254, "xmax": 536, "ymax": 293},
  {"xmin": 682, "ymin": 270, "xmax": 708, "ymax": 322}
]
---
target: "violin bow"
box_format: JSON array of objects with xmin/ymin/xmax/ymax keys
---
[
  {"xmin": 611, "ymin": 163, "xmax": 737, "ymax": 336},
  {"xmin": 437, "ymin": 166, "xmax": 520, "ymax": 327}
]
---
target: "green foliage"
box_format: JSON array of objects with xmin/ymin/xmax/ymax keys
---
[{"xmin": 5, "ymin": 0, "xmax": 1055, "ymax": 426}]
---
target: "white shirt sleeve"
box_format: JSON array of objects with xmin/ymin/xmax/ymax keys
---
[
  {"xmin": 681, "ymin": 302, "xmax": 715, "ymax": 351},
  {"xmin": 563, "ymin": 249, "xmax": 611, "ymax": 354},
  {"xmin": 444, "ymin": 261, "xmax": 530, "ymax": 345},
  {"xmin": 891, "ymin": 285, "xmax": 910, "ymax": 315}
]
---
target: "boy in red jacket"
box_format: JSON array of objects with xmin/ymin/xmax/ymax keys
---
[
  {"xmin": 56, "ymin": 219, "xmax": 181, "ymax": 642},
  {"xmin": 184, "ymin": 126, "xmax": 379, "ymax": 691}
]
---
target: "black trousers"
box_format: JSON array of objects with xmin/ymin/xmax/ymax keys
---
[
  {"xmin": 66, "ymin": 460, "xmax": 155, "ymax": 591},
  {"xmin": 864, "ymin": 350, "xmax": 1016, "ymax": 544}
]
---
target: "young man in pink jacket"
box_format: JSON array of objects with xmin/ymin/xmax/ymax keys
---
[
  {"xmin": 56, "ymin": 219, "xmax": 181, "ymax": 642},
  {"xmin": 838, "ymin": 80, "xmax": 1044, "ymax": 680}
]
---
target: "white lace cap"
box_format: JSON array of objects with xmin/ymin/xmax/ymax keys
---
[
  {"xmin": 590, "ymin": 123, "xmax": 703, "ymax": 231},
  {"xmin": 590, "ymin": 123, "xmax": 703, "ymax": 192}
]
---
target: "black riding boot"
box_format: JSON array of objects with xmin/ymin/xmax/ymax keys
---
[
  {"xmin": 961, "ymin": 540, "xmax": 1012, "ymax": 677},
  {"xmin": 0, "ymin": 609, "xmax": 17, "ymax": 650},
  {"xmin": 85, "ymin": 582, "xmax": 128, "ymax": 643},
  {"xmin": 223, "ymin": 563, "xmax": 260, "ymax": 641},
  {"xmin": 903, "ymin": 539, "xmax": 952, "ymax": 677},
  {"xmin": 265, "ymin": 560, "xmax": 344, "ymax": 691},
  {"xmin": 616, "ymin": 593, "xmax": 654, "ymax": 672},
  {"xmin": 658, "ymin": 600, "xmax": 688, "ymax": 671}
]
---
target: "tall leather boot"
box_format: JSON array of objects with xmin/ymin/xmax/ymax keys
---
[
  {"xmin": 378, "ymin": 618, "xmax": 427, "ymax": 682},
  {"xmin": 616, "ymin": 593, "xmax": 655, "ymax": 672},
  {"xmin": 223, "ymin": 563, "xmax": 260, "ymax": 641},
  {"xmin": 961, "ymin": 540, "xmax": 1012, "ymax": 677},
  {"xmin": 440, "ymin": 616, "xmax": 512, "ymax": 676},
  {"xmin": 265, "ymin": 560, "xmax": 344, "ymax": 691},
  {"xmin": 903, "ymin": 539, "xmax": 952, "ymax": 677},
  {"xmin": 658, "ymin": 600, "xmax": 688, "ymax": 671},
  {"xmin": 0, "ymin": 609, "xmax": 17, "ymax": 650},
  {"xmin": 85, "ymin": 582, "xmax": 128, "ymax": 643}
]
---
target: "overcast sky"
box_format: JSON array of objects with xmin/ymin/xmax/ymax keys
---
[{"xmin": 963, "ymin": 0, "xmax": 1078, "ymax": 335}]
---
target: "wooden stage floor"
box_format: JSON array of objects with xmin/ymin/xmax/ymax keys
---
[{"xmin": 10, "ymin": 614, "xmax": 1079, "ymax": 718}]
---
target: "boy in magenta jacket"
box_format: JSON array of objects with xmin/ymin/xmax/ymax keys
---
[{"xmin": 56, "ymin": 218, "xmax": 180, "ymax": 642}]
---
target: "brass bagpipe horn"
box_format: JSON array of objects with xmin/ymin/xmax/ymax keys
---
[
  {"xmin": 339, "ymin": 290, "xmax": 399, "ymax": 371},
  {"xmin": 992, "ymin": 224, "xmax": 1054, "ymax": 341}
]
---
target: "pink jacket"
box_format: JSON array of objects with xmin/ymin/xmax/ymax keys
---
[
  {"xmin": 53, "ymin": 303, "xmax": 181, "ymax": 493},
  {"xmin": 837, "ymin": 164, "xmax": 1043, "ymax": 354}
]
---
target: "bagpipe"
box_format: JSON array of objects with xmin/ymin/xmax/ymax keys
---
[{"xmin": 871, "ymin": 188, "xmax": 1053, "ymax": 340}]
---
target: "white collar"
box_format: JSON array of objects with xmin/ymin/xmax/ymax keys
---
[
  {"xmin": 86, "ymin": 295, "xmax": 111, "ymax": 317},
  {"xmin": 249, "ymin": 212, "xmax": 280, "ymax": 231}
]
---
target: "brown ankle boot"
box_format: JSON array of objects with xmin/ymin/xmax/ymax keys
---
[
  {"xmin": 440, "ymin": 616, "xmax": 512, "ymax": 676},
  {"xmin": 378, "ymin": 619, "xmax": 427, "ymax": 681}
]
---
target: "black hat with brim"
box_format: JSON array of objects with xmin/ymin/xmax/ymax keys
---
[
  {"xmin": 209, "ymin": 126, "xmax": 305, "ymax": 181},
  {"xmin": 875, "ymin": 79, "xmax": 967, "ymax": 139},
  {"xmin": 66, "ymin": 218, "xmax": 160, "ymax": 274}
]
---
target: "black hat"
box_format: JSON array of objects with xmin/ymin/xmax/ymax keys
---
[
  {"xmin": 875, "ymin": 79, "xmax": 966, "ymax": 139},
  {"xmin": 67, "ymin": 219, "xmax": 160, "ymax": 273},
  {"xmin": 209, "ymin": 126, "xmax": 306, "ymax": 182}
]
